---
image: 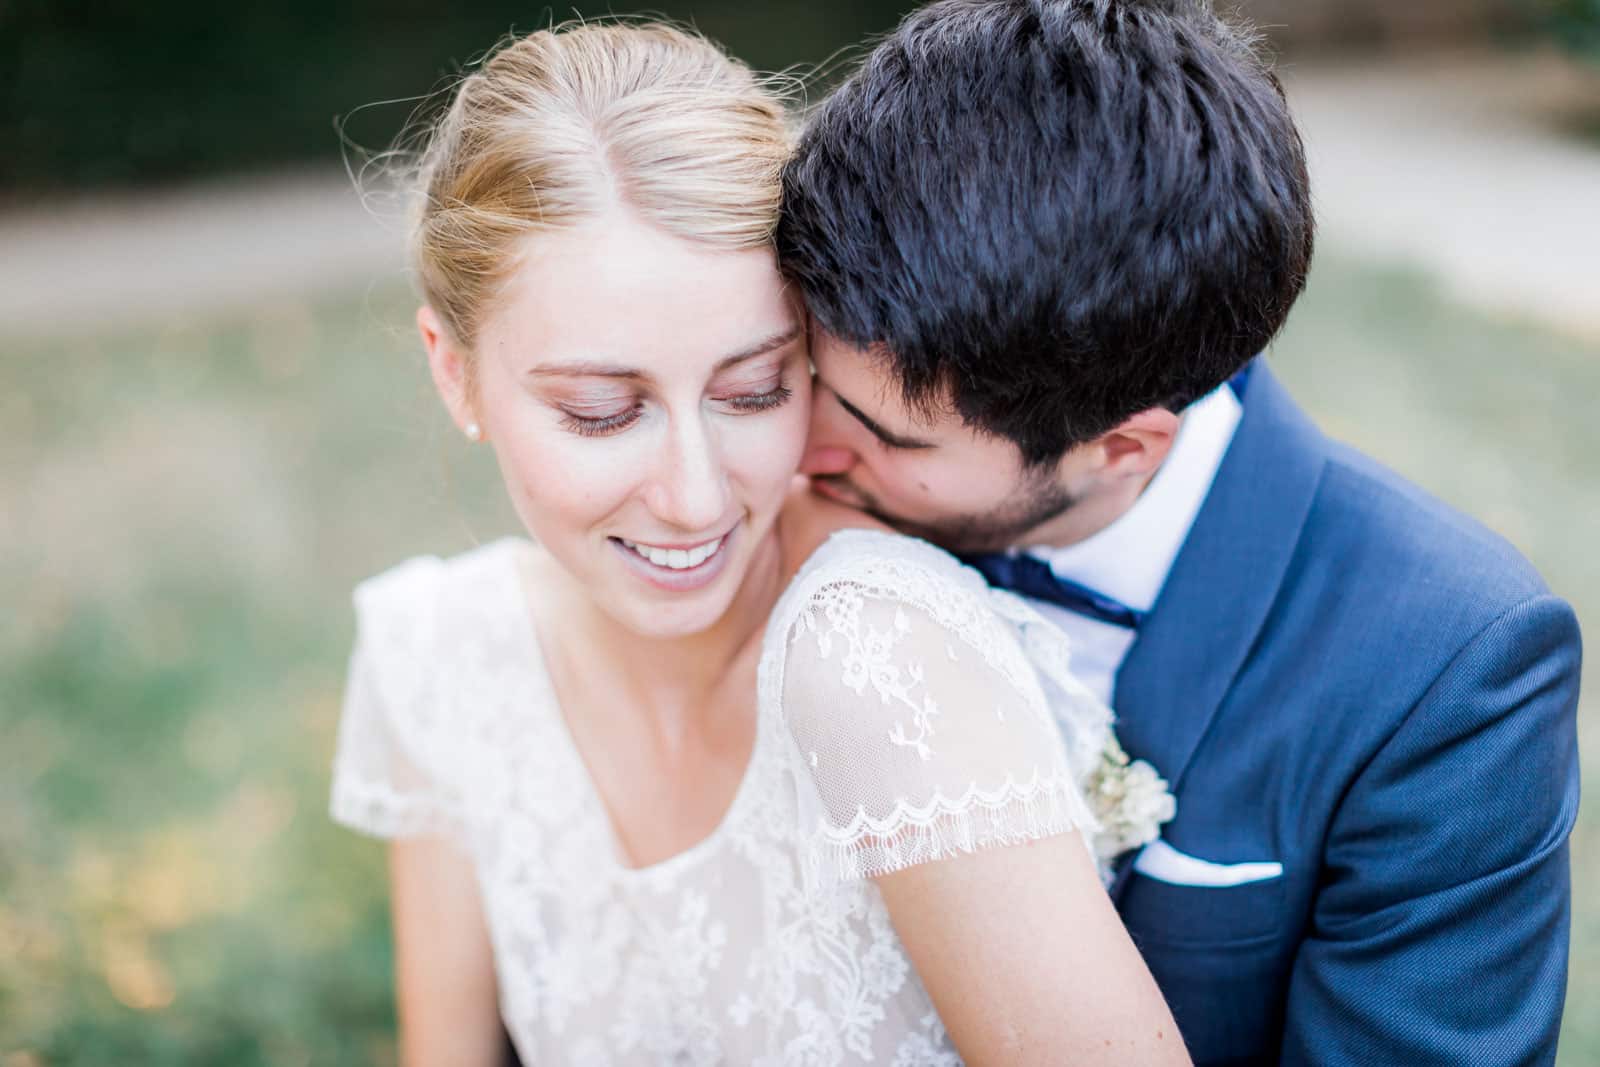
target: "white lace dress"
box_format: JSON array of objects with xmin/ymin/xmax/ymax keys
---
[{"xmin": 330, "ymin": 529, "xmax": 1115, "ymax": 1066}]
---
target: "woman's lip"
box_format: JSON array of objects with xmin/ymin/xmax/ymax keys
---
[
  {"xmin": 615, "ymin": 531, "xmax": 729, "ymax": 552},
  {"xmin": 609, "ymin": 525, "xmax": 737, "ymax": 592}
]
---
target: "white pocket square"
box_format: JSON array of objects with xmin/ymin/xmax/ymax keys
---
[{"xmin": 1132, "ymin": 839, "xmax": 1283, "ymax": 887}]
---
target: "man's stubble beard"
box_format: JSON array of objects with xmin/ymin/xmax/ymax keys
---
[{"xmin": 812, "ymin": 471, "xmax": 1080, "ymax": 555}]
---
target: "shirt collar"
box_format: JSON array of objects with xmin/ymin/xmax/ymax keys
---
[{"xmin": 1024, "ymin": 384, "xmax": 1243, "ymax": 613}]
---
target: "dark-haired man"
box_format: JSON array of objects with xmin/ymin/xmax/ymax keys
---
[{"xmin": 777, "ymin": 1, "xmax": 1582, "ymax": 1063}]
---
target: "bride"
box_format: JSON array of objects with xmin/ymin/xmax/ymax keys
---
[{"xmin": 331, "ymin": 21, "xmax": 1184, "ymax": 1066}]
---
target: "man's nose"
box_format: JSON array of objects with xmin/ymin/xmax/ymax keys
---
[
  {"xmin": 800, "ymin": 443, "xmax": 856, "ymax": 476},
  {"xmin": 802, "ymin": 387, "xmax": 859, "ymax": 476}
]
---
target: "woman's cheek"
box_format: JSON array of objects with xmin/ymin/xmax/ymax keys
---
[
  {"xmin": 497, "ymin": 428, "xmax": 643, "ymax": 534},
  {"xmin": 729, "ymin": 396, "xmax": 810, "ymax": 503}
]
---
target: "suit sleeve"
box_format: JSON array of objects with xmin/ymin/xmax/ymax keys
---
[{"xmin": 1280, "ymin": 595, "xmax": 1582, "ymax": 1065}]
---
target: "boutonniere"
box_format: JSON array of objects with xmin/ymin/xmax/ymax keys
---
[{"xmin": 1084, "ymin": 736, "xmax": 1176, "ymax": 862}]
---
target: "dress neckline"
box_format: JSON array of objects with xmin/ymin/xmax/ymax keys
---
[{"xmin": 497, "ymin": 537, "xmax": 768, "ymax": 883}]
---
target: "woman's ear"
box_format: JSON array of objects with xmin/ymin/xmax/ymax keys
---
[{"xmin": 417, "ymin": 306, "xmax": 483, "ymax": 441}]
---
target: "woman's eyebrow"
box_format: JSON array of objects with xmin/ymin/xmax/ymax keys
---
[
  {"xmin": 526, "ymin": 326, "xmax": 801, "ymax": 380},
  {"xmin": 712, "ymin": 326, "xmax": 802, "ymax": 371}
]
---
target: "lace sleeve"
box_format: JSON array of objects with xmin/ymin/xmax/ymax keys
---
[
  {"xmin": 767, "ymin": 533, "xmax": 1100, "ymax": 893},
  {"xmin": 328, "ymin": 558, "xmax": 464, "ymax": 840}
]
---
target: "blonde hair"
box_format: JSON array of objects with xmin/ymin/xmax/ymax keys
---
[{"xmin": 407, "ymin": 21, "xmax": 792, "ymax": 365}]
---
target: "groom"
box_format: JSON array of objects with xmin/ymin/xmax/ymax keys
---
[{"xmin": 777, "ymin": 1, "xmax": 1582, "ymax": 1063}]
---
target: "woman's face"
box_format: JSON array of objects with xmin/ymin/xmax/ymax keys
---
[{"xmin": 434, "ymin": 210, "xmax": 810, "ymax": 639}]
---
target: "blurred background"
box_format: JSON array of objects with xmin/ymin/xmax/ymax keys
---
[{"xmin": 2, "ymin": 1, "xmax": 1597, "ymax": 1063}]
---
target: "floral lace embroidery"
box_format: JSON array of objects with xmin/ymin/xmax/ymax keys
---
[
  {"xmin": 330, "ymin": 531, "xmax": 1128, "ymax": 1064},
  {"xmin": 810, "ymin": 590, "xmax": 942, "ymax": 760}
]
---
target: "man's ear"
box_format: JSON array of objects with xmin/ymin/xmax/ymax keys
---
[
  {"xmin": 1094, "ymin": 407, "xmax": 1181, "ymax": 479},
  {"xmin": 417, "ymin": 305, "xmax": 481, "ymax": 438}
]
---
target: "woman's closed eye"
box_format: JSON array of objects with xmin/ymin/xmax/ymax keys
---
[
  {"xmin": 710, "ymin": 359, "xmax": 795, "ymax": 414},
  {"xmin": 559, "ymin": 402, "xmax": 643, "ymax": 437},
  {"xmin": 715, "ymin": 380, "xmax": 793, "ymax": 413},
  {"xmin": 557, "ymin": 376, "xmax": 794, "ymax": 437},
  {"xmin": 555, "ymin": 390, "xmax": 643, "ymax": 437}
]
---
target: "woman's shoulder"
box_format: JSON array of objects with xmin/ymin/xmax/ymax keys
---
[
  {"xmin": 759, "ymin": 524, "xmax": 1105, "ymax": 894},
  {"xmin": 774, "ymin": 525, "xmax": 999, "ymax": 643},
  {"xmin": 764, "ymin": 505, "xmax": 1116, "ymax": 763},
  {"xmin": 775, "ymin": 481, "xmax": 978, "ymax": 597},
  {"xmin": 762, "ymin": 521, "xmax": 1050, "ymax": 727},
  {"xmin": 333, "ymin": 539, "xmax": 536, "ymax": 840},
  {"xmin": 355, "ymin": 536, "xmax": 528, "ymax": 607},
  {"xmin": 352, "ymin": 537, "xmax": 533, "ymax": 650}
]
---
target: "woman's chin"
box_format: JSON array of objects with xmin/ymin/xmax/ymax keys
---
[
  {"xmin": 605, "ymin": 587, "xmax": 741, "ymax": 641},
  {"xmin": 599, "ymin": 537, "xmax": 749, "ymax": 639}
]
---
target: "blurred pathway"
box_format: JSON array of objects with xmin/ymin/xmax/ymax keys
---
[
  {"xmin": 1282, "ymin": 49, "xmax": 1600, "ymax": 340},
  {"xmin": 3, "ymin": 48, "xmax": 1597, "ymax": 340},
  {"xmin": 0, "ymin": 169, "xmax": 406, "ymax": 338}
]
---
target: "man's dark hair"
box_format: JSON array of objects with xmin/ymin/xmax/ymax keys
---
[{"xmin": 778, "ymin": 0, "xmax": 1314, "ymax": 465}]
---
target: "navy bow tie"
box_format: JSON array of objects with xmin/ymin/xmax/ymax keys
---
[
  {"xmin": 959, "ymin": 551, "xmax": 1146, "ymax": 630},
  {"xmin": 960, "ymin": 362, "xmax": 1254, "ymax": 630}
]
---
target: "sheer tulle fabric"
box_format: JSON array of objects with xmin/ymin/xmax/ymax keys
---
[{"xmin": 330, "ymin": 531, "xmax": 1108, "ymax": 1065}]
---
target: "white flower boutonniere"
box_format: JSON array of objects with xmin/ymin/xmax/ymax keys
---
[{"xmin": 1084, "ymin": 735, "xmax": 1176, "ymax": 862}]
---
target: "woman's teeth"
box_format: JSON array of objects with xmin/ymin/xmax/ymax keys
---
[{"xmin": 620, "ymin": 535, "xmax": 724, "ymax": 571}]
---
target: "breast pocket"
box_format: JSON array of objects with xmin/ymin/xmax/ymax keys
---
[{"xmin": 1119, "ymin": 870, "xmax": 1287, "ymax": 948}]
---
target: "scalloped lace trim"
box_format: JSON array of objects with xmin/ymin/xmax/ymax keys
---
[
  {"xmin": 330, "ymin": 778, "xmax": 463, "ymax": 840},
  {"xmin": 801, "ymin": 769, "xmax": 1100, "ymax": 893}
]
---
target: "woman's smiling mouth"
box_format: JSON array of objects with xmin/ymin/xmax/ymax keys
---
[
  {"xmin": 610, "ymin": 528, "xmax": 737, "ymax": 591},
  {"xmin": 618, "ymin": 533, "xmax": 727, "ymax": 570}
]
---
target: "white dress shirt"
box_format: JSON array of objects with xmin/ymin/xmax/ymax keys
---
[{"xmin": 1022, "ymin": 384, "xmax": 1243, "ymax": 705}]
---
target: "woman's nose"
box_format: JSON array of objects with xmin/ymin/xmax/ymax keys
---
[{"xmin": 645, "ymin": 416, "xmax": 731, "ymax": 532}]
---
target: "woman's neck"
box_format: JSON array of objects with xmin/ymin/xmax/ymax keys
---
[{"xmin": 542, "ymin": 529, "xmax": 786, "ymax": 723}]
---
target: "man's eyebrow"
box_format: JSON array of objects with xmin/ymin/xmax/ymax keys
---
[
  {"xmin": 526, "ymin": 326, "xmax": 801, "ymax": 380},
  {"xmin": 832, "ymin": 390, "xmax": 936, "ymax": 450}
]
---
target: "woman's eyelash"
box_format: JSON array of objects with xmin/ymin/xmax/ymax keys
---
[
  {"xmin": 721, "ymin": 383, "xmax": 793, "ymax": 412},
  {"xmin": 558, "ymin": 382, "xmax": 791, "ymax": 437},
  {"xmin": 560, "ymin": 405, "xmax": 642, "ymax": 437}
]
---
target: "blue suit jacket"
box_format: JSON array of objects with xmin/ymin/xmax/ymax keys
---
[{"xmin": 1109, "ymin": 362, "xmax": 1582, "ymax": 1065}]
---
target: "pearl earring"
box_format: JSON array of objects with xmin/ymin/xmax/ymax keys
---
[{"xmin": 464, "ymin": 422, "xmax": 482, "ymax": 442}]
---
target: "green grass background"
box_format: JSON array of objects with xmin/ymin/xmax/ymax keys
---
[{"xmin": 2, "ymin": 252, "xmax": 1595, "ymax": 1064}]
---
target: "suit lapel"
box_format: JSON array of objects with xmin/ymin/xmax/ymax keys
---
[{"xmin": 1109, "ymin": 363, "xmax": 1327, "ymax": 898}]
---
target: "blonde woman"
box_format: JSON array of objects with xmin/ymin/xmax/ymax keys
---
[{"xmin": 330, "ymin": 21, "xmax": 1184, "ymax": 1066}]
